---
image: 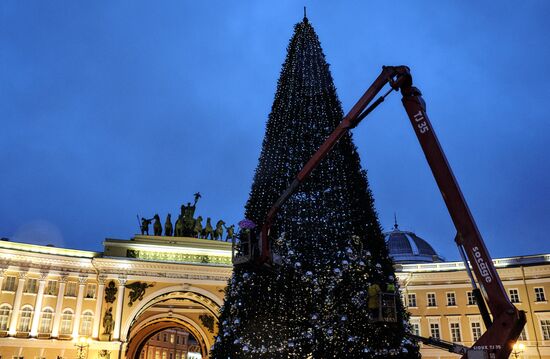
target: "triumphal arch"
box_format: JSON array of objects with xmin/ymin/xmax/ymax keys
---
[{"xmin": 0, "ymin": 235, "xmax": 231, "ymax": 359}]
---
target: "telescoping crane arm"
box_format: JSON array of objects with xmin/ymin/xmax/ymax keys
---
[{"xmin": 234, "ymin": 65, "xmax": 526, "ymax": 358}]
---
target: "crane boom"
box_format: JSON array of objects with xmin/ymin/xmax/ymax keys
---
[{"xmin": 234, "ymin": 65, "xmax": 526, "ymax": 358}]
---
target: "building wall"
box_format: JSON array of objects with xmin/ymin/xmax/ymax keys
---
[
  {"xmin": 398, "ymin": 255, "xmax": 550, "ymax": 358},
  {"xmin": 0, "ymin": 238, "xmax": 549, "ymax": 358}
]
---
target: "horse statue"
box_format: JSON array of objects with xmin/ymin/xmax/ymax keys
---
[
  {"xmin": 194, "ymin": 216, "xmax": 203, "ymax": 238},
  {"xmin": 203, "ymin": 217, "xmax": 214, "ymax": 240},
  {"xmin": 164, "ymin": 214, "xmax": 173, "ymax": 236},
  {"xmin": 153, "ymin": 214, "xmax": 162, "ymax": 236},
  {"xmin": 174, "ymin": 215, "xmax": 184, "ymax": 237},
  {"xmin": 224, "ymin": 224, "xmax": 236, "ymax": 242},
  {"xmin": 213, "ymin": 220, "xmax": 225, "ymax": 240}
]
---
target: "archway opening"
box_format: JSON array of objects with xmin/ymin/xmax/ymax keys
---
[
  {"xmin": 134, "ymin": 326, "xmax": 203, "ymax": 359},
  {"xmin": 125, "ymin": 290, "xmax": 219, "ymax": 359}
]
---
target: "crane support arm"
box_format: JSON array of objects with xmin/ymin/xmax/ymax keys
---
[{"xmin": 251, "ymin": 65, "xmax": 525, "ymax": 358}]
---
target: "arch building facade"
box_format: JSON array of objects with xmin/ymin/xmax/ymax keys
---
[{"xmin": 0, "ymin": 232, "xmax": 548, "ymax": 358}]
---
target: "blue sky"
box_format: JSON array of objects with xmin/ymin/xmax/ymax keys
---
[{"xmin": 1, "ymin": 1, "xmax": 548, "ymax": 260}]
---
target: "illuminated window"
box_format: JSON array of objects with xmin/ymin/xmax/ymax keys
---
[
  {"xmin": 46, "ymin": 281, "xmax": 58, "ymax": 296},
  {"xmin": 466, "ymin": 291, "xmax": 476, "ymax": 305},
  {"xmin": 170, "ymin": 333, "xmax": 175, "ymax": 343},
  {"xmin": 0, "ymin": 305, "xmax": 11, "ymax": 330},
  {"xmin": 60, "ymin": 309, "xmax": 73, "ymax": 334},
  {"xmin": 535, "ymin": 287, "xmax": 546, "ymax": 302},
  {"xmin": 429, "ymin": 323, "xmax": 440, "ymax": 339},
  {"xmin": 446, "ymin": 292, "xmax": 456, "ymax": 306},
  {"xmin": 410, "ymin": 322, "xmax": 420, "ymax": 336},
  {"xmin": 85, "ymin": 284, "xmax": 96, "ymax": 299},
  {"xmin": 450, "ymin": 322, "xmax": 461, "ymax": 342},
  {"xmin": 518, "ymin": 328, "xmax": 528, "ymax": 341},
  {"xmin": 407, "ymin": 293, "xmax": 417, "ymax": 307},
  {"xmin": 39, "ymin": 308, "xmax": 54, "ymax": 333},
  {"xmin": 508, "ymin": 289, "xmax": 520, "ymax": 303},
  {"xmin": 471, "ymin": 322, "xmax": 482, "ymax": 341},
  {"xmin": 427, "ymin": 293, "xmax": 437, "ymax": 307},
  {"xmin": 541, "ymin": 319, "xmax": 550, "ymax": 340},
  {"xmin": 65, "ymin": 282, "xmax": 77, "ymax": 297},
  {"xmin": 80, "ymin": 311, "xmax": 93, "ymax": 336},
  {"xmin": 17, "ymin": 306, "xmax": 33, "ymax": 332},
  {"xmin": 3, "ymin": 276, "xmax": 17, "ymax": 292},
  {"xmin": 24, "ymin": 279, "xmax": 38, "ymax": 294}
]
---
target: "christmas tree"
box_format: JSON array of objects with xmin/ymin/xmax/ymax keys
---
[{"xmin": 211, "ymin": 16, "xmax": 419, "ymax": 358}]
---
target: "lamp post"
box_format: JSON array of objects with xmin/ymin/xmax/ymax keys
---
[
  {"xmin": 74, "ymin": 336, "xmax": 91, "ymax": 359},
  {"xmin": 511, "ymin": 342, "xmax": 525, "ymax": 359}
]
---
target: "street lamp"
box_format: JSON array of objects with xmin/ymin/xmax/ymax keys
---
[
  {"xmin": 511, "ymin": 342, "xmax": 525, "ymax": 359},
  {"xmin": 74, "ymin": 336, "xmax": 92, "ymax": 359}
]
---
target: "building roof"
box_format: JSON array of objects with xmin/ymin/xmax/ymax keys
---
[{"xmin": 384, "ymin": 222, "xmax": 445, "ymax": 264}]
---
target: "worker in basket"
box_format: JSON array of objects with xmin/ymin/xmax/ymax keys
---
[{"xmin": 368, "ymin": 282, "xmax": 382, "ymax": 320}]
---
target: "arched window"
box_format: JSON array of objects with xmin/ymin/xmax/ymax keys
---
[
  {"xmin": 39, "ymin": 308, "xmax": 54, "ymax": 334},
  {"xmin": 17, "ymin": 305, "xmax": 33, "ymax": 333},
  {"xmin": 0, "ymin": 304, "xmax": 11, "ymax": 331},
  {"xmin": 60, "ymin": 309, "xmax": 74, "ymax": 335},
  {"xmin": 79, "ymin": 310, "xmax": 93, "ymax": 336}
]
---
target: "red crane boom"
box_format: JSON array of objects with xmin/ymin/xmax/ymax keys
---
[{"xmin": 233, "ymin": 66, "xmax": 526, "ymax": 358}]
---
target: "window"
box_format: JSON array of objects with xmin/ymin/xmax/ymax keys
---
[
  {"xmin": 430, "ymin": 323, "xmax": 440, "ymax": 339},
  {"xmin": 46, "ymin": 281, "xmax": 58, "ymax": 296},
  {"xmin": 65, "ymin": 282, "xmax": 77, "ymax": 297},
  {"xmin": 60, "ymin": 309, "xmax": 73, "ymax": 335},
  {"xmin": 446, "ymin": 292, "xmax": 456, "ymax": 306},
  {"xmin": 39, "ymin": 308, "xmax": 54, "ymax": 334},
  {"xmin": 162, "ymin": 351, "xmax": 167, "ymax": 359},
  {"xmin": 518, "ymin": 328, "xmax": 528, "ymax": 341},
  {"xmin": 163, "ymin": 333, "xmax": 167, "ymax": 342},
  {"xmin": 450, "ymin": 322, "xmax": 461, "ymax": 342},
  {"xmin": 170, "ymin": 333, "xmax": 175, "ymax": 343},
  {"xmin": 427, "ymin": 293, "xmax": 437, "ymax": 307},
  {"xmin": 169, "ymin": 354, "xmax": 173, "ymax": 359},
  {"xmin": 85, "ymin": 284, "xmax": 96, "ymax": 299},
  {"xmin": 24, "ymin": 279, "xmax": 38, "ymax": 294},
  {"xmin": 410, "ymin": 322, "xmax": 420, "ymax": 336},
  {"xmin": 3, "ymin": 276, "xmax": 17, "ymax": 292},
  {"xmin": 0, "ymin": 305, "xmax": 11, "ymax": 330},
  {"xmin": 467, "ymin": 291, "xmax": 476, "ymax": 305},
  {"xmin": 407, "ymin": 293, "xmax": 417, "ymax": 307},
  {"xmin": 471, "ymin": 322, "xmax": 482, "ymax": 341},
  {"xmin": 17, "ymin": 306, "xmax": 33, "ymax": 332},
  {"xmin": 508, "ymin": 289, "xmax": 520, "ymax": 303},
  {"xmin": 535, "ymin": 287, "xmax": 546, "ymax": 302},
  {"xmin": 541, "ymin": 319, "xmax": 550, "ymax": 340},
  {"xmin": 80, "ymin": 311, "xmax": 93, "ymax": 336},
  {"xmin": 155, "ymin": 350, "xmax": 160, "ymax": 359},
  {"xmin": 156, "ymin": 334, "xmax": 160, "ymax": 341},
  {"xmin": 176, "ymin": 335, "xmax": 180, "ymax": 344}
]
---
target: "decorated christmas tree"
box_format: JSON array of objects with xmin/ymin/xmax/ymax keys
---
[{"xmin": 211, "ymin": 16, "xmax": 419, "ymax": 358}]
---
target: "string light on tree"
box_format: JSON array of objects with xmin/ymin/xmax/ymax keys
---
[{"xmin": 212, "ymin": 14, "xmax": 420, "ymax": 358}]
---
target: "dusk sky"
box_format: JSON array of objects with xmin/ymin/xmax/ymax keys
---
[{"xmin": 1, "ymin": 1, "xmax": 549, "ymax": 260}]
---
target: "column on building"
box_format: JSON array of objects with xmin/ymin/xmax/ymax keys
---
[
  {"xmin": 92, "ymin": 275, "xmax": 106, "ymax": 339},
  {"xmin": 29, "ymin": 272, "xmax": 48, "ymax": 337},
  {"xmin": 8, "ymin": 271, "xmax": 27, "ymax": 336},
  {"xmin": 71, "ymin": 275, "xmax": 88, "ymax": 338},
  {"xmin": 0, "ymin": 267, "xmax": 6, "ymax": 294},
  {"xmin": 112, "ymin": 276, "xmax": 127, "ymax": 340},
  {"xmin": 50, "ymin": 274, "xmax": 68, "ymax": 338}
]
